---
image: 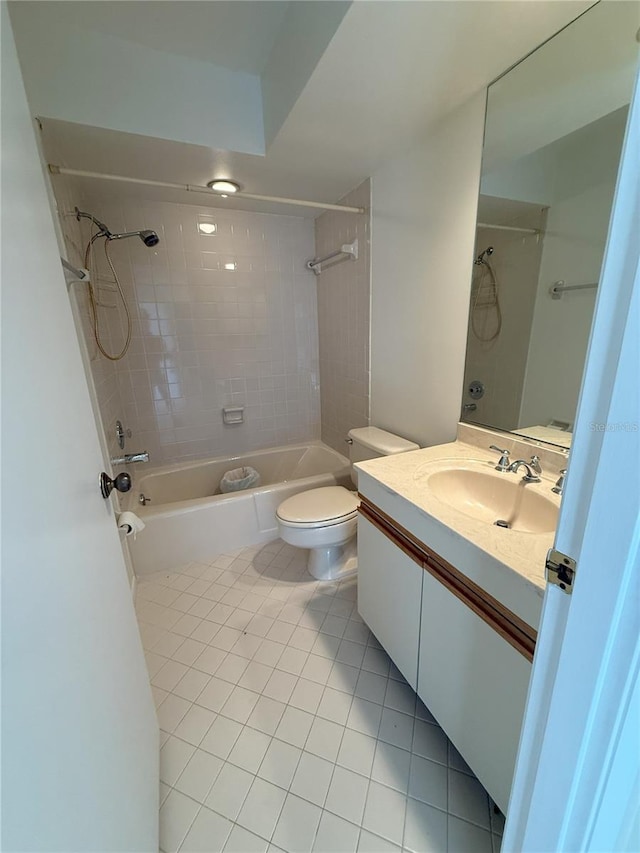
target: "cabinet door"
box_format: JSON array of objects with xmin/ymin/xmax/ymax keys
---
[
  {"xmin": 418, "ymin": 570, "xmax": 531, "ymax": 813},
  {"xmin": 357, "ymin": 515, "xmax": 423, "ymax": 689}
]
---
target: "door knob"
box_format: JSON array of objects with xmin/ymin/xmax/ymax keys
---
[{"xmin": 100, "ymin": 471, "xmax": 132, "ymax": 499}]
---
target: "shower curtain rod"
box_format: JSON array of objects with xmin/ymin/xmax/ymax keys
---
[
  {"xmin": 477, "ymin": 221, "xmax": 540, "ymax": 235},
  {"xmin": 48, "ymin": 166, "xmax": 366, "ymax": 214}
]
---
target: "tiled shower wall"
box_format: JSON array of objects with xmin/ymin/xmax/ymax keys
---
[
  {"xmin": 315, "ymin": 181, "xmax": 371, "ymax": 453},
  {"xmin": 60, "ymin": 191, "xmax": 321, "ymax": 465},
  {"xmin": 52, "ymin": 175, "xmax": 126, "ymax": 465}
]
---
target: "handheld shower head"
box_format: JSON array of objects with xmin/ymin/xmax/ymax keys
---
[
  {"xmin": 76, "ymin": 208, "xmax": 159, "ymax": 247},
  {"xmin": 108, "ymin": 229, "xmax": 160, "ymax": 247},
  {"xmin": 139, "ymin": 230, "xmax": 160, "ymax": 247},
  {"xmin": 474, "ymin": 246, "xmax": 494, "ymax": 265}
]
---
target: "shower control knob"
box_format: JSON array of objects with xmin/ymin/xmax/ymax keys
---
[{"xmin": 100, "ymin": 471, "xmax": 132, "ymax": 499}]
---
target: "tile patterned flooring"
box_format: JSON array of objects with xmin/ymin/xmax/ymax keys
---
[{"xmin": 135, "ymin": 541, "xmax": 505, "ymax": 853}]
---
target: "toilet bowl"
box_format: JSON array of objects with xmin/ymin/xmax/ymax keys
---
[
  {"xmin": 276, "ymin": 427, "xmax": 419, "ymax": 581},
  {"xmin": 277, "ymin": 486, "xmax": 360, "ymax": 582}
]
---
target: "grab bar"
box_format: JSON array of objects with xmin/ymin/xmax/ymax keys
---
[
  {"xmin": 306, "ymin": 239, "xmax": 358, "ymax": 276},
  {"xmin": 550, "ymin": 280, "xmax": 598, "ymax": 299}
]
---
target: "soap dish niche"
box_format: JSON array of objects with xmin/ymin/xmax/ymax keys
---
[{"xmin": 223, "ymin": 406, "xmax": 244, "ymax": 425}]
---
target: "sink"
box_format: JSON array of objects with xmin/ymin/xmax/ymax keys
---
[{"xmin": 423, "ymin": 464, "xmax": 559, "ymax": 534}]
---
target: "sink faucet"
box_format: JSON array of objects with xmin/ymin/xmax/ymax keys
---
[
  {"xmin": 110, "ymin": 451, "xmax": 150, "ymax": 465},
  {"xmin": 508, "ymin": 457, "xmax": 542, "ymax": 483}
]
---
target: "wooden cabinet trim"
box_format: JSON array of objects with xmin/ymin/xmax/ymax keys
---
[{"xmin": 358, "ymin": 497, "xmax": 537, "ymax": 662}]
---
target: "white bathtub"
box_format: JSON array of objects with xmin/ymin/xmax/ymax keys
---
[{"xmin": 127, "ymin": 442, "xmax": 351, "ymax": 575}]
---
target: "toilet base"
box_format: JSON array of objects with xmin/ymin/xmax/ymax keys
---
[{"xmin": 307, "ymin": 537, "xmax": 358, "ymax": 582}]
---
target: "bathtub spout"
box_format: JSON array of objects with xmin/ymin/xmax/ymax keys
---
[{"xmin": 111, "ymin": 451, "xmax": 150, "ymax": 465}]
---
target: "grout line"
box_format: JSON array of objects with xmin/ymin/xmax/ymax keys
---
[
  {"xmin": 164, "ymin": 719, "xmax": 479, "ymax": 827},
  {"xmin": 149, "ymin": 543, "xmax": 494, "ymax": 852}
]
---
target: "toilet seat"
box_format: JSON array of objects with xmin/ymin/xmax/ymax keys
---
[{"xmin": 276, "ymin": 486, "xmax": 359, "ymax": 529}]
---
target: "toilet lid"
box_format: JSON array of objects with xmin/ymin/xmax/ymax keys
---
[{"xmin": 277, "ymin": 486, "xmax": 359, "ymax": 525}]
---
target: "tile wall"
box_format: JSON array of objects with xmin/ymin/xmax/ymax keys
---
[
  {"xmin": 315, "ymin": 181, "xmax": 371, "ymax": 454},
  {"xmin": 463, "ymin": 206, "xmax": 547, "ymax": 432},
  {"xmin": 63, "ymin": 192, "xmax": 321, "ymax": 466},
  {"xmin": 52, "ymin": 175, "xmax": 138, "ymax": 585},
  {"xmin": 53, "ymin": 175, "xmax": 126, "ymax": 465}
]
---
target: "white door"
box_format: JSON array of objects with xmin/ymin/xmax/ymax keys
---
[
  {"xmin": 1, "ymin": 9, "xmax": 158, "ymax": 851},
  {"xmin": 504, "ymin": 69, "xmax": 640, "ymax": 851}
]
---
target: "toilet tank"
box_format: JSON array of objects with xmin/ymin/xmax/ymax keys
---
[{"xmin": 348, "ymin": 427, "xmax": 420, "ymax": 487}]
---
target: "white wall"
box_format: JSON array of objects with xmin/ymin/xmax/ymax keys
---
[
  {"xmin": 1, "ymin": 7, "xmax": 158, "ymax": 847},
  {"xmin": 261, "ymin": 1, "xmax": 350, "ymax": 147},
  {"xmin": 369, "ymin": 94, "xmax": 485, "ymax": 447},
  {"xmin": 9, "ymin": 2, "xmax": 264, "ymax": 155}
]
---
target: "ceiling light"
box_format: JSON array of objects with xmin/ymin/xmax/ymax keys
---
[
  {"xmin": 207, "ymin": 179, "xmax": 241, "ymax": 195},
  {"xmin": 197, "ymin": 220, "xmax": 217, "ymax": 235}
]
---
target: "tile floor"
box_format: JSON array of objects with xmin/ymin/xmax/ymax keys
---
[{"xmin": 135, "ymin": 540, "xmax": 505, "ymax": 853}]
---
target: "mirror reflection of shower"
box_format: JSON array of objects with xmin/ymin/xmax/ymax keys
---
[
  {"xmin": 471, "ymin": 245, "xmax": 502, "ymax": 343},
  {"xmin": 75, "ymin": 207, "xmax": 159, "ymax": 361},
  {"xmin": 475, "ymin": 245, "xmax": 494, "ymax": 265}
]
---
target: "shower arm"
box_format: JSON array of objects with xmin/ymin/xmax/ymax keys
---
[{"xmin": 108, "ymin": 231, "xmax": 146, "ymax": 242}]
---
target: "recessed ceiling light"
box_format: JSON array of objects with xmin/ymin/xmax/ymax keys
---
[
  {"xmin": 207, "ymin": 179, "xmax": 241, "ymax": 195},
  {"xmin": 197, "ymin": 220, "xmax": 217, "ymax": 235}
]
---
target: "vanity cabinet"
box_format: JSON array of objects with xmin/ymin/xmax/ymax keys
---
[
  {"xmin": 358, "ymin": 496, "xmax": 537, "ymax": 813},
  {"xmin": 419, "ymin": 569, "xmax": 532, "ymax": 811},
  {"xmin": 357, "ymin": 515, "xmax": 423, "ymax": 689}
]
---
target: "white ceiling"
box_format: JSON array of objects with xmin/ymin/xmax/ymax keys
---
[
  {"xmin": 38, "ymin": 1, "xmax": 597, "ymax": 217},
  {"xmin": 38, "ymin": 1, "xmax": 291, "ymax": 74}
]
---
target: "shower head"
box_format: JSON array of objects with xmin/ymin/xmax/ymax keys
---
[
  {"xmin": 76, "ymin": 208, "xmax": 159, "ymax": 248},
  {"xmin": 108, "ymin": 229, "xmax": 160, "ymax": 247},
  {"xmin": 475, "ymin": 246, "xmax": 494, "ymax": 265},
  {"xmin": 139, "ymin": 230, "xmax": 160, "ymax": 247}
]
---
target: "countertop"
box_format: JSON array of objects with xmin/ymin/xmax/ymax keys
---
[{"xmin": 355, "ymin": 439, "xmax": 563, "ymax": 629}]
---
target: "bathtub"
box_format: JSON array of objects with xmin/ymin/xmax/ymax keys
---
[{"xmin": 127, "ymin": 442, "xmax": 351, "ymax": 575}]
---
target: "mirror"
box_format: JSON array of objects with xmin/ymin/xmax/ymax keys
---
[{"xmin": 461, "ymin": 2, "xmax": 639, "ymax": 449}]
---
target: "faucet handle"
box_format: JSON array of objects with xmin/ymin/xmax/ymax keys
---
[
  {"xmin": 489, "ymin": 445, "xmax": 510, "ymax": 471},
  {"xmin": 530, "ymin": 454, "xmax": 543, "ymax": 475},
  {"xmin": 552, "ymin": 469, "xmax": 567, "ymax": 495}
]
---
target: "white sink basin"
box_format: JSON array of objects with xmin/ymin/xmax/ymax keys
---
[{"xmin": 420, "ymin": 463, "xmax": 559, "ymax": 534}]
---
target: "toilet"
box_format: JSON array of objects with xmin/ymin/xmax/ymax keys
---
[{"xmin": 276, "ymin": 427, "xmax": 419, "ymax": 581}]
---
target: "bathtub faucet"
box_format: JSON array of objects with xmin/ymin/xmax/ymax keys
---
[{"xmin": 110, "ymin": 451, "xmax": 150, "ymax": 465}]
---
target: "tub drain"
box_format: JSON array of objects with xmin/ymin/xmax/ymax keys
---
[{"xmin": 494, "ymin": 519, "xmax": 511, "ymax": 529}]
